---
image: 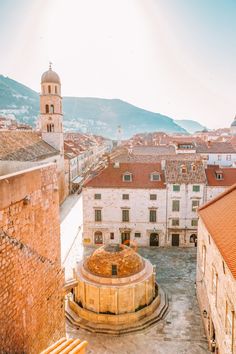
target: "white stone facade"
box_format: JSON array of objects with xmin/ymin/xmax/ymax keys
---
[
  {"xmin": 166, "ymin": 183, "xmax": 205, "ymax": 247},
  {"xmin": 83, "ymin": 183, "xmax": 206, "ymax": 247},
  {"xmin": 196, "ymin": 218, "xmax": 236, "ymax": 353},
  {"xmin": 83, "ymin": 187, "xmax": 167, "ymax": 247}
]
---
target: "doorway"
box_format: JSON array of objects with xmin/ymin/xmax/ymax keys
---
[
  {"xmin": 121, "ymin": 232, "xmax": 130, "ymax": 246},
  {"xmin": 172, "ymin": 234, "xmax": 180, "ymax": 246},
  {"xmin": 150, "ymin": 233, "xmax": 159, "ymax": 246}
]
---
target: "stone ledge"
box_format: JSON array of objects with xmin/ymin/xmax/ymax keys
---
[{"xmin": 65, "ymin": 287, "xmax": 169, "ymax": 335}]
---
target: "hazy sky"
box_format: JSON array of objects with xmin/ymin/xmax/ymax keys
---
[{"xmin": 0, "ymin": 0, "xmax": 235, "ymax": 128}]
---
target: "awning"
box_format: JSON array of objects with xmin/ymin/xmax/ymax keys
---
[{"xmin": 72, "ymin": 176, "xmax": 84, "ymax": 184}]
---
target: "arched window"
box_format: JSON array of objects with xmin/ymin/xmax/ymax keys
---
[
  {"xmin": 45, "ymin": 104, "xmax": 49, "ymax": 113},
  {"xmin": 50, "ymin": 104, "xmax": 54, "ymax": 114},
  {"xmin": 48, "ymin": 85, "xmax": 51, "ymax": 94},
  {"xmin": 47, "ymin": 123, "xmax": 54, "ymax": 132},
  {"xmin": 55, "ymin": 85, "xmax": 57, "ymax": 94},
  {"xmin": 94, "ymin": 231, "xmax": 103, "ymax": 245}
]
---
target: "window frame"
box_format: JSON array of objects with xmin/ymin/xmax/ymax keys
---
[
  {"xmin": 95, "ymin": 209, "xmax": 102, "ymax": 222},
  {"xmin": 173, "ymin": 184, "xmax": 180, "ymax": 192},
  {"xmin": 192, "ymin": 200, "xmax": 200, "ymax": 212},
  {"xmin": 150, "ymin": 194, "xmax": 157, "ymax": 200},
  {"xmin": 193, "ymin": 185, "xmax": 200, "ymax": 192},
  {"xmin": 149, "ymin": 209, "xmax": 157, "ymax": 222},
  {"xmin": 94, "ymin": 193, "xmax": 101, "ymax": 200},
  {"xmin": 122, "ymin": 194, "xmax": 129, "ymax": 200},
  {"xmin": 123, "ymin": 172, "xmax": 132, "ymax": 182},
  {"xmin": 172, "ymin": 200, "xmax": 180, "ymax": 212},
  {"xmin": 122, "ymin": 209, "xmax": 129, "ymax": 222}
]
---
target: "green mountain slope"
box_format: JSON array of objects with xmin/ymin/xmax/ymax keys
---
[{"xmin": 0, "ymin": 75, "xmax": 192, "ymax": 138}]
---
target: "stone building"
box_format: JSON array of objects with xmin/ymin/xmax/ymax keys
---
[
  {"xmin": 83, "ymin": 162, "xmax": 167, "ymax": 247},
  {"xmin": 82, "ymin": 159, "xmax": 208, "ymax": 247},
  {"xmin": 68, "ymin": 244, "xmax": 160, "ymax": 327},
  {"xmin": 205, "ymin": 164, "xmax": 236, "ymax": 201},
  {"xmin": 0, "ymin": 163, "xmax": 65, "ymax": 353},
  {"xmin": 196, "ymin": 184, "xmax": 236, "ymax": 353},
  {"xmin": 165, "ymin": 159, "xmax": 206, "ymax": 247}
]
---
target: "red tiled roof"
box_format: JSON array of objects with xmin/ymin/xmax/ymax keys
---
[
  {"xmin": 196, "ymin": 141, "xmax": 236, "ymax": 153},
  {"xmin": 198, "ymin": 184, "xmax": 236, "ymax": 279},
  {"xmin": 206, "ymin": 165, "xmax": 236, "ymax": 186},
  {"xmin": 84, "ymin": 162, "xmax": 166, "ymax": 189}
]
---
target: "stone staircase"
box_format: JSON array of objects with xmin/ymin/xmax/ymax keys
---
[{"xmin": 66, "ymin": 287, "xmax": 169, "ymax": 336}]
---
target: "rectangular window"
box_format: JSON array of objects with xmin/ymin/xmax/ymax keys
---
[
  {"xmin": 94, "ymin": 193, "xmax": 101, "ymax": 199},
  {"xmin": 172, "ymin": 218, "xmax": 179, "ymax": 226},
  {"xmin": 192, "ymin": 200, "xmax": 200, "ymax": 212},
  {"xmin": 191, "ymin": 219, "xmax": 198, "ymax": 227},
  {"xmin": 226, "ymin": 155, "xmax": 231, "ymax": 161},
  {"xmin": 122, "ymin": 194, "xmax": 129, "ymax": 200},
  {"xmin": 149, "ymin": 210, "xmax": 157, "ymax": 222},
  {"xmin": 151, "ymin": 173, "xmax": 160, "ymax": 181},
  {"xmin": 123, "ymin": 174, "xmax": 132, "ymax": 182},
  {"xmin": 122, "ymin": 209, "xmax": 129, "ymax": 222},
  {"xmin": 150, "ymin": 194, "xmax": 157, "ymax": 200},
  {"xmin": 172, "ymin": 200, "xmax": 180, "ymax": 212},
  {"xmin": 95, "ymin": 209, "xmax": 102, "ymax": 222},
  {"xmin": 173, "ymin": 185, "xmax": 180, "ymax": 192},
  {"xmin": 218, "ymin": 155, "xmax": 222, "ymax": 161},
  {"xmin": 110, "ymin": 232, "xmax": 114, "ymax": 240},
  {"xmin": 134, "ymin": 232, "xmax": 141, "ymax": 238},
  {"xmin": 112, "ymin": 264, "xmax": 117, "ymax": 276},
  {"xmin": 193, "ymin": 185, "xmax": 200, "ymax": 192},
  {"xmin": 212, "ymin": 268, "xmax": 218, "ymax": 307},
  {"xmin": 201, "ymin": 245, "xmax": 206, "ymax": 274}
]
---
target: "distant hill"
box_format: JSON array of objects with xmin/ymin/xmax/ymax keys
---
[
  {"xmin": 0, "ymin": 74, "xmax": 204, "ymax": 138},
  {"xmin": 175, "ymin": 119, "xmax": 206, "ymax": 134}
]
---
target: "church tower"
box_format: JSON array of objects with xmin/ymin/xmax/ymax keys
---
[
  {"xmin": 40, "ymin": 64, "xmax": 66, "ymax": 203},
  {"xmin": 40, "ymin": 63, "xmax": 64, "ymax": 155}
]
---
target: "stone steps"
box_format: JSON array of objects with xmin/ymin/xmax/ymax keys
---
[{"xmin": 65, "ymin": 288, "xmax": 169, "ymax": 336}]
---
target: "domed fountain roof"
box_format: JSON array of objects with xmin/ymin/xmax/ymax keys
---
[{"xmin": 85, "ymin": 244, "xmax": 144, "ymax": 277}]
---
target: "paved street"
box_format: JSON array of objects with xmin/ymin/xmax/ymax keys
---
[
  {"xmin": 60, "ymin": 196, "xmax": 209, "ymax": 354},
  {"xmin": 60, "ymin": 194, "xmax": 84, "ymax": 279}
]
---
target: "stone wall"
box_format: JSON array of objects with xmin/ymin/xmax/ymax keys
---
[
  {"xmin": 0, "ymin": 164, "xmax": 65, "ymax": 354},
  {"xmin": 196, "ymin": 218, "xmax": 236, "ymax": 354}
]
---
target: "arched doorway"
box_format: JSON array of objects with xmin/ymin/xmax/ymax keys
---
[
  {"xmin": 94, "ymin": 231, "xmax": 103, "ymax": 245},
  {"xmin": 190, "ymin": 234, "xmax": 197, "ymax": 247},
  {"xmin": 150, "ymin": 233, "xmax": 159, "ymax": 246}
]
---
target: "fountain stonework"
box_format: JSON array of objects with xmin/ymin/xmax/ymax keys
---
[{"xmin": 67, "ymin": 244, "xmax": 168, "ymax": 333}]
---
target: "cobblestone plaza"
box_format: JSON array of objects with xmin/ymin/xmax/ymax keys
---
[{"xmin": 67, "ymin": 247, "xmax": 209, "ymax": 354}]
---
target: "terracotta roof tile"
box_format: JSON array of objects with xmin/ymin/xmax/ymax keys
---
[
  {"xmin": 198, "ymin": 184, "xmax": 236, "ymax": 279},
  {"xmin": 84, "ymin": 162, "xmax": 166, "ymax": 189},
  {"xmin": 196, "ymin": 141, "xmax": 236, "ymax": 153},
  {"xmin": 206, "ymin": 165, "xmax": 236, "ymax": 186},
  {"xmin": 0, "ymin": 131, "xmax": 58, "ymax": 161}
]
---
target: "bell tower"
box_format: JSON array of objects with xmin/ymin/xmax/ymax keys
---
[{"xmin": 40, "ymin": 63, "xmax": 64, "ymax": 155}]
